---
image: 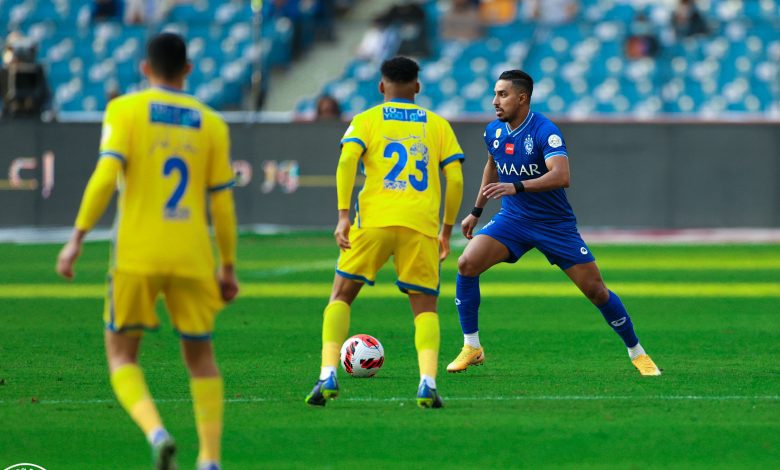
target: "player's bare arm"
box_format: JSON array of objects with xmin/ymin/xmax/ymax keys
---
[
  {"xmin": 218, "ymin": 264, "xmax": 239, "ymax": 302},
  {"xmin": 56, "ymin": 156, "xmax": 121, "ymax": 280},
  {"xmin": 334, "ymin": 209, "xmax": 351, "ymax": 250},
  {"xmin": 482, "ymin": 155, "xmax": 570, "ymax": 199},
  {"xmin": 439, "ymin": 223, "xmax": 453, "ymax": 261},
  {"xmin": 56, "ymin": 229, "xmax": 86, "ymax": 280},
  {"xmin": 334, "ymin": 141, "xmax": 362, "ymax": 250},
  {"xmin": 440, "ymin": 159, "xmax": 464, "ymax": 260},
  {"xmin": 461, "ymin": 154, "xmax": 498, "ymax": 239},
  {"xmin": 211, "ymin": 188, "xmax": 240, "ymax": 302}
]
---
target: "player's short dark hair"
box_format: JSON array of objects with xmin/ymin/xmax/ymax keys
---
[
  {"xmin": 499, "ymin": 70, "xmax": 534, "ymax": 98},
  {"xmin": 146, "ymin": 32, "xmax": 188, "ymax": 81},
  {"xmin": 380, "ymin": 56, "xmax": 420, "ymax": 84}
]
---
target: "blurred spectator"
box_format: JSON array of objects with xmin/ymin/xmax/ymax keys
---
[
  {"xmin": 480, "ymin": 0, "xmax": 516, "ymax": 26},
  {"xmin": 92, "ymin": 0, "xmax": 122, "ymax": 22},
  {"xmin": 672, "ymin": 0, "xmax": 708, "ymax": 38},
  {"xmin": 0, "ymin": 33, "xmax": 50, "ymax": 119},
  {"xmin": 625, "ymin": 12, "xmax": 659, "ymax": 59},
  {"xmin": 106, "ymin": 83, "xmax": 121, "ymax": 103},
  {"xmin": 441, "ymin": 0, "xmax": 483, "ymax": 42},
  {"xmin": 124, "ymin": 0, "xmax": 186, "ymax": 25},
  {"xmin": 315, "ymin": 0, "xmax": 337, "ymax": 41},
  {"xmin": 264, "ymin": 0, "xmax": 311, "ymax": 59},
  {"xmin": 315, "ymin": 95, "xmax": 341, "ymax": 120},
  {"xmin": 382, "ymin": 2, "xmax": 431, "ymax": 58},
  {"xmin": 523, "ymin": 0, "xmax": 579, "ymax": 25},
  {"xmin": 124, "ymin": 0, "xmax": 147, "ymax": 24},
  {"xmin": 356, "ymin": 16, "xmax": 400, "ymax": 63}
]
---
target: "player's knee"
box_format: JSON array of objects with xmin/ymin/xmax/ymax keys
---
[
  {"xmin": 182, "ymin": 345, "xmax": 218, "ymax": 376},
  {"xmin": 457, "ymin": 254, "xmax": 481, "ymax": 277},
  {"xmin": 107, "ymin": 353, "xmax": 138, "ymax": 372},
  {"xmin": 584, "ymin": 282, "xmax": 609, "ymax": 305},
  {"xmin": 329, "ymin": 288, "xmax": 356, "ymax": 305}
]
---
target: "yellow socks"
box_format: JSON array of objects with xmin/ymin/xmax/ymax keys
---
[
  {"xmin": 414, "ymin": 312, "xmax": 440, "ymax": 386},
  {"xmin": 110, "ymin": 364, "xmax": 164, "ymax": 442},
  {"xmin": 321, "ymin": 300, "xmax": 351, "ymax": 369},
  {"xmin": 190, "ymin": 376, "xmax": 224, "ymax": 464},
  {"xmin": 110, "ymin": 364, "xmax": 223, "ymax": 465}
]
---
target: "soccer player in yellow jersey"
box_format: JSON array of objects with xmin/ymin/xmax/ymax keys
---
[
  {"xmin": 56, "ymin": 33, "xmax": 237, "ymax": 470},
  {"xmin": 305, "ymin": 56, "xmax": 465, "ymax": 408}
]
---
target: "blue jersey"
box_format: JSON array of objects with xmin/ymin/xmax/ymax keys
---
[{"xmin": 483, "ymin": 111, "xmax": 576, "ymax": 224}]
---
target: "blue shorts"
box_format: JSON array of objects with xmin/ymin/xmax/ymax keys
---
[{"xmin": 476, "ymin": 212, "xmax": 595, "ymax": 270}]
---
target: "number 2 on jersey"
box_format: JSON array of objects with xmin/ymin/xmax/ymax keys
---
[
  {"xmin": 163, "ymin": 156, "xmax": 190, "ymax": 219},
  {"xmin": 383, "ymin": 142, "xmax": 428, "ymax": 191}
]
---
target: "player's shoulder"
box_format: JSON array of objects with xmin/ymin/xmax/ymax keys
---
[
  {"xmin": 105, "ymin": 91, "xmax": 144, "ymax": 112},
  {"xmin": 483, "ymin": 119, "xmax": 503, "ymax": 138},
  {"xmin": 530, "ymin": 111, "xmax": 562, "ymax": 134},
  {"xmin": 427, "ymin": 107, "xmax": 457, "ymax": 129},
  {"xmin": 195, "ymin": 100, "xmax": 226, "ymax": 126},
  {"xmin": 355, "ymin": 102, "xmax": 386, "ymax": 120},
  {"xmin": 176, "ymin": 94, "xmax": 227, "ymax": 131}
]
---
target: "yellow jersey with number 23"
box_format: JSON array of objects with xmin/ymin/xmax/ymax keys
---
[{"xmin": 340, "ymin": 99, "xmax": 464, "ymax": 238}]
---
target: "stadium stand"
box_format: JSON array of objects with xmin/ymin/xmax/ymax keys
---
[
  {"xmin": 0, "ymin": 0, "xmax": 353, "ymax": 113},
  {"xmin": 297, "ymin": 0, "xmax": 780, "ymax": 118},
  {"xmin": 0, "ymin": 0, "xmax": 778, "ymax": 117}
]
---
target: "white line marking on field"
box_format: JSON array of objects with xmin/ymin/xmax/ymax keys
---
[{"xmin": 2, "ymin": 395, "xmax": 778, "ymax": 406}]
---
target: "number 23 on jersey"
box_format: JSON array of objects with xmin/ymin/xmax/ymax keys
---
[{"xmin": 382, "ymin": 141, "xmax": 428, "ymax": 192}]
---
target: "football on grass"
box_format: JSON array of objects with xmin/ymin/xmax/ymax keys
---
[{"xmin": 340, "ymin": 334, "xmax": 385, "ymax": 378}]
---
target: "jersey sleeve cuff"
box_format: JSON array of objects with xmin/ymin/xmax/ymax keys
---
[
  {"xmin": 208, "ymin": 180, "xmax": 236, "ymax": 192},
  {"xmin": 340, "ymin": 138, "xmax": 367, "ymax": 152},
  {"xmin": 99, "ymin": 151, "xmax": 126, "ymax": 163},
  {"xmin": 440, "ymin": 153, "xmax": 465, "ymax": 168},
  {"xmin": 544, "ymin": 151, "xmax": 568, "ymax": 160}
]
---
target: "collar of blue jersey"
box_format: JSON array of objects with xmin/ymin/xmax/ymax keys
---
[
  {"xmin": 505, "ymin": 111, "xmax": 534, "ymax": 136},
  {"xmin": 387, "ymin": 98, "xmax": 415, "ymax": 104},
  {"xmin": 152, "ymin": 85, "xmax": 189, "ymax": 95}
]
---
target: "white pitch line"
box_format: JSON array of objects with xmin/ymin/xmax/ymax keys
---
[{"xmin": 2, "ymin": 395, "xmax": 778, "ymax": 406}]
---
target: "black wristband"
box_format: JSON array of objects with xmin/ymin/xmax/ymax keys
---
[
  {"xmin": 513, "ymin": 181, "xmax": 525, "ymax": 193},
  {"xmin": 470, "ymin": 206, "xmax": 484, "ymax": 218}
]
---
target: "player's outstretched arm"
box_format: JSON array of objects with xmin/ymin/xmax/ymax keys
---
[
  {"xmin": 210, "ymin": 189, "xmax": 239, "ymax": 302},
  {"xmin": 334, "ymin": 142, "xmax": 363, "ymax": 250},
  {"xmin": 482, "ymin": 155, "xmax": 570, "ymax": 199},
  {"xmin": 56, "ymin": 157, "xmax": 122, "ymax": 280},
  {"xmin": 462, "ymin": 155, "xmax": 497, "ymax": 239},
  {"xmin": 440, "ymin": 160, "xmax": 463, "ymax": 260}
]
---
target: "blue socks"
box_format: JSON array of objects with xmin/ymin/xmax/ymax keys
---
[
  {"xmin": 455, "ymin": 274, "xmax": 480, "ymax": 335},
  {"xmin": 597, "ymin": 290, "xmax": 639, "ymax": 348},
  {"xmin": 457, "ymin": 275, "xmax": 638, "ymax": 350}
]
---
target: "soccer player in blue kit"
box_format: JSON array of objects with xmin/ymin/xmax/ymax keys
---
[{"xmin": 446, "ymin": 70, "xmax": 661, "ymax": 376}]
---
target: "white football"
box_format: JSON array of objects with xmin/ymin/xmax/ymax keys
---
[{"xmin": 340, "ymin": 334, "xmax": 385, "ymax": 378}]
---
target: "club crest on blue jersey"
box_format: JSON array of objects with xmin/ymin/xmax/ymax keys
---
[{"xmin": 524, "ymin": 135, "xmax": 534, "ymax": 155}]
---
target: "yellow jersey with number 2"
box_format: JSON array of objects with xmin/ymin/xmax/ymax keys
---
[
  {"xmin": 98, "ymin": 86, "xmax": 234, "ymax": 279},
  {"xmin": 340, "ymin": 99, "xmax": 464, "ymax": 238}
]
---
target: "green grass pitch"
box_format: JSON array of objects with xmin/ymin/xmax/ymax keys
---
[{"xmin": 0, "ymin": 234, "xmax": 778, "ymax": 469}]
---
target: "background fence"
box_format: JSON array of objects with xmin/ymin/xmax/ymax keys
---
[{"xmin": 1, "ymin": 120, "xmax": 778, "ymax": 228}]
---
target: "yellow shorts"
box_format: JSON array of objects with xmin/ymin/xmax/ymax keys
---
[
  {"xmin": 104, "ymin": 271, "xmax": 224, "ymax": 340},
  {"xmin": 336, "ymin": 226, "xmax": 440, "ymax": 296}
]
